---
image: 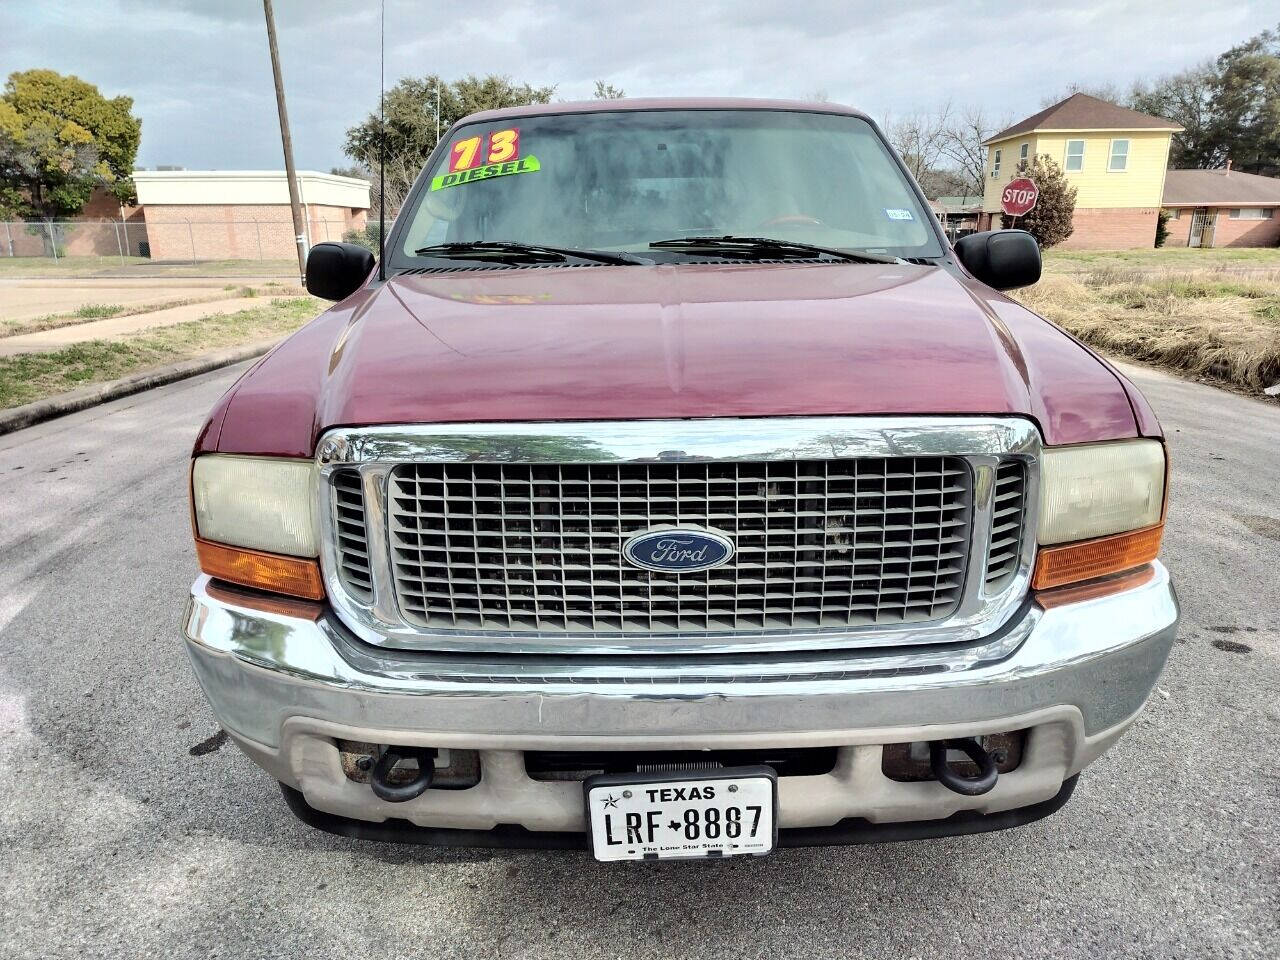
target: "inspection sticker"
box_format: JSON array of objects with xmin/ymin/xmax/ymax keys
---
[
  {"xmin": 431, "ymin": 155, "xmax": 540, "ymax": 191},
  {"xmin": 885, "ymin": 208, "xmax": 915, "ymax": 221}
]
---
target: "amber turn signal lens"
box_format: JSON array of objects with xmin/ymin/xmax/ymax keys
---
[
  {"xmin": 1034, "ymin": 565, "xmax": 1157, "ymax": 609},
  {"xmin": 1032, "ymin": 524, "xmax": 1164, "ymax": 591},
  {"xmin": 195, "ymin": 538, "xmax": 326, "ymax": 601}
]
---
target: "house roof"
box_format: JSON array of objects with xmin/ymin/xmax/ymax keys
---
[
  {"xmin": 1162, "ymin": 168, "xmax": 1280, "ymax": 206},
  {"xmin": 983, "ymin": 93, "xmax": 1181, "ymax": 145},
  {"xmin": 931, "ymin": 195, "xmax": 984, "ymax": 213}
]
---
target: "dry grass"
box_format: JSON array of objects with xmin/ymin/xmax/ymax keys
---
[{"xmin": 1017, "ymin": 251, "xmax": 1280, "ymax": 394}]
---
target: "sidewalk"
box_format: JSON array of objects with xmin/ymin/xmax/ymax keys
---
[
  {"xmin": 0, "ymin": 297, "xmax": 273, "ymax": 356},
  {"xmin": 0, "ymin": 279, "xmax": 243, "ymax": 324}
]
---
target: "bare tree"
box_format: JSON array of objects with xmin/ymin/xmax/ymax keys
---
[
  {"xmin": 1039, "ymin": 81, "xmax": 1126, "ymax": 108},
  {"xmin": 939, "ymin": 106, "xmax": 1005, "ymax": 197},
  {"xmin": 883, "ymin": 103, "xmax": 952, "ymax": 191}
]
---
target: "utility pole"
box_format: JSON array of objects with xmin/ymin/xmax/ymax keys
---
[{"xmin": 263, "ymin": 0, "xmax": 308, "ymax": 284}]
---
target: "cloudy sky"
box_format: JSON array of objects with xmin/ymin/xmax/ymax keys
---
[{"xmin": 3, "ymin": 0, "xmax": 1275, "ymax": 173}]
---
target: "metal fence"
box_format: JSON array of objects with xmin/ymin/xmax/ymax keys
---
[{"xmin": 0, "ymin": 219, "xmax": 362, "ymax": 266}]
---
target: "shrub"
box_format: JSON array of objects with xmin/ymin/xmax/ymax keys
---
[
  {"xmin": 341, "ymin": 222, "xmax": 382, "ymax": 253},
  {"xmin": 1006, "ymin": 155, "xmax": 1077, "ymax": 248},
  {"xmin": 1155, "ymin": 210, "xmax": 1171, "ymax": 248}
]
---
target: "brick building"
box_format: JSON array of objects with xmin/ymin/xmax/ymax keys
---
[
  {"xmin": 132, "ymin": 170, "xmax": 369, "ymax": 260},
  {"xmin": 0, "ymin": 186, "xmax": 146, "ymax": 258},
  {"xmin": 979, "ymin": 94, "xmax": 1181, "ymax": 249},
  {"xmin": 1161, "ymin": 168, "xmax": 1280, "ymax": 248}
]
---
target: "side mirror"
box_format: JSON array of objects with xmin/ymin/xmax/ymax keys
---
[
  {"xmin": 305, "ymin": 242, "xmax": 375, "ymax": 301},
  {"xmin": 953, "ymin": 229, "xmax": 1041, "ymax": 291}
]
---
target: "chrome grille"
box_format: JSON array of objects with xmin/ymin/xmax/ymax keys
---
[
  {"xmin": 386, "ymin": 457, "xmax": 972, "ymax": 633},
  {"xmin": 332, "ymin": 469, "xmax": 373, "ymax": 601},
  {"xmin": 985, "ymin": 460, "xmax": 1027, "ymax": 590}
]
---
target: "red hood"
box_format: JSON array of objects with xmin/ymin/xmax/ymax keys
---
[{"xmin": 204, "ymin": 262, "xmax": 1146, "ymax": 457}]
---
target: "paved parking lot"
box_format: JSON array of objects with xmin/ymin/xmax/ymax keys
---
[{"xmin": 0, "ymin": 361, "xmax": 1276, "ymax": 959}]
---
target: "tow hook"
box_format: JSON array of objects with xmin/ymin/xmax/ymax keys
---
[
  {"xmin": 928, "ymin": 738, "xmax": 999, "ymax": 796},
  {"xmin": 370, "ymin": 746, "xmax": 436, "ymax": 802}
]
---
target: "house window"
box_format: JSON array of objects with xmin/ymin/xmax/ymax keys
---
[
  {"xmin": 1065, "ymin": 139, "xmax": 1085, "ymax": 172},
  {"xmin": 1228, "ymin": 208, "xmax": 1274, "ymax": 220},
  {"xmin": 1108, "ymin": 139, "xmax": 1129, "ymax": 171},
  {"xmin": 1166, "ymin": 208, "xmax": 1181, "ymax": 219},
  {"xmin": 992, "ymin": 148, "xmax": 1001, "ymax": 179},
  {"xmin": 1020, "ymin": 142, "xmax": 1029, "ymax": 164}
]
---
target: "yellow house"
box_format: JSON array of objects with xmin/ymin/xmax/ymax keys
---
[{"xmin": 980, "ymin": 93, "xmax": 1182, "ymax": 249}]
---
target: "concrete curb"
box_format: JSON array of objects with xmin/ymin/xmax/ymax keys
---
[{"xmin": 0, "ymin": 338, "xmax": 281, "ymax": 437}]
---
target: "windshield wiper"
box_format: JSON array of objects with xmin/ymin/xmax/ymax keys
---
[
  {"xmin": 412, "ymin": 241, "xmax": 648, "ymax": 266},
  {"xmin": 648, "ymin": 236, "xmax": 902, "ymax": 264}
]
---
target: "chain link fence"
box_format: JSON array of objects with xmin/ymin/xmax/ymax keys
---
[{"xmin": 0, "ymin": 218, "xmax": 362, "ymax": 271}]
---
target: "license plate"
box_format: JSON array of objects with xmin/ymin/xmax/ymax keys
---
[{"xmin": 585, "ymin": 765, "xmax": 777, "ymax": 862}]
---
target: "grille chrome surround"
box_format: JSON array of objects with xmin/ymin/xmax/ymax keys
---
[
  {"xmin": 387, "ymin": 457, "xmax": 972, "ymax": 633},
  {"xmin": 316, "ymin": 417, "xmax": 1041, "ymax": 656}
]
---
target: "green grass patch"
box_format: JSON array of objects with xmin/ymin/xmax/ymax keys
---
[
  {"xmin": 1255, "ymin": 300, "xmax": 1280, "ymax": 323},
  {"xmin": 1097, "ymin": 276, "xmax": 1276, "ymax": 309},
  {"xmin": 0, "ymin": 296, "xmax": 321, "ymax": 409},
  {"xmin": 73, "ymin": 303, "xmax": 125, "ymax": 319},
  {"xmin": 1046, "ymin": 248, "xmax": 1280, "ymax": 268}
]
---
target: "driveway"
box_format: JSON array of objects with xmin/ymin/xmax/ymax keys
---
[{"xmin": 0, "ymin": 361, "xmax": 1276, "ymax": 959}]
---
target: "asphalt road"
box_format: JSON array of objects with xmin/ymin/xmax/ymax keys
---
[{"xmin": 1, "ymin": 360, "xmax": 1277, "ymax": 960}]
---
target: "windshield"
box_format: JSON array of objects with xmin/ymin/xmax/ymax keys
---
[{"xmin": 392, "ymin": 109, "xmax": 943, "ymax": 265}]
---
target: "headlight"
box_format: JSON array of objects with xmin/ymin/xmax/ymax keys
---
[
  {"xmin": 1038, "ymin": 440, "xmax": 1165, "ymax": 545},
  {"xmin": 191, "ymin": 455, "xmax": 318, "ymax": 557},
  {"xmin": 1033, "ymin": 439, "xmax": 1166, "ymax": 591}
]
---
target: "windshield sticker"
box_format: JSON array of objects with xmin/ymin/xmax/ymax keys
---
[
  {"xmin": 485, "ymin": 128, "xmax": 520, "ymax": 164},
  {"xmin": 447, "ymin": 127, "xmax": 521, "ymax": 172},
  {"xmin": 448, "ymin": 135, "xmax": 482, "ymax": 172},
  {"xmin": 431, "ymin": 155, "xmax": 540, "ymax": 191},
  {"xmin": 885, "ymin": 208, "xmax": 915, "ymax": 221}
]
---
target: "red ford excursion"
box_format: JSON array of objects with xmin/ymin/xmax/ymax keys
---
[{"xmin": 183, "ymin": 99, "xmax": 1177, "ymax": 861}]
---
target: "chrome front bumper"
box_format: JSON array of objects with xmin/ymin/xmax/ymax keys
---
[{"xmin": 182, "ymin": 564, "xmax": 1178, "ymax": 834}]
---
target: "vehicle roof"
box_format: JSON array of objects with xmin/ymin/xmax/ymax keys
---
[{"xmin": 459, "ymin": 97, "xmax": 872, "ymax": 126}]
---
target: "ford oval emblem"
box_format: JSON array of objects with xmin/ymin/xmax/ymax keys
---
[{"xmin": 622, "ymin": 528, "xmax": 735, "ymax": 574}]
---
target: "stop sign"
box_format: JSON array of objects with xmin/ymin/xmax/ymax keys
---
[{"xmin": 1001, "ymin": 177, "xmax": 1039, "ymax": 217}]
